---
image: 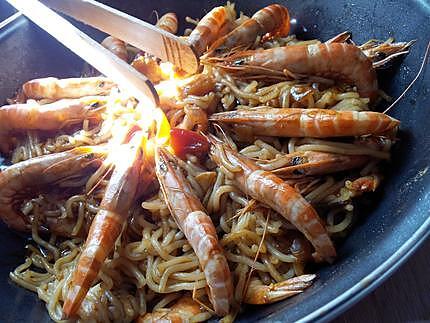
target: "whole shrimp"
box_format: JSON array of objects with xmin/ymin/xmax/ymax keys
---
[
  {"xmin": 0, "ymin": 96, "xmax": 106, "ymax": 153},
  {"xmin": 22, "ymin": 77, "xmax": 115, "ymax": 100},
  {"xmin": 155, "ymin": 147, "xmax": 233, "ymax": 316},
  {"xmin": 210, "ymin": 107, "xmax": 399, "ymax": 138},
  {"xmin": 209, "ymin": 136, "xmax": 336, "ymax": 263},
  {"xmin": 137, "ymin": 295, "xmax": 208, "ymax": 322},
  {"xmin": 62, "ymin": 134, "xmax": 146, "ymax": 317},
  {"xmin": 101, "ymin": 36, "xmax": 128, "ymax": 61},
  {"xmin": 244, "ymin": 274, "xmax": 316, "ymax": 305},
  {"xmin": 157, "ymin": 12, "xmax": 178, "ymax": 34},
  {"xmin": 258, "ymin": 151, "xmax": 369, "ymax": 178},
  {"xmin": 188, "ymin": 5, "xmax": 236, "ymax": 56},
  {"xmin": 207, "ymin": 43, "xmax": 379, "ymax": 101},
  {"xmin": 0, "ymin": 147, "xmax": 104, "ymax": 233},
  {"xmin": 205, "ymin": 4, "xmax": 290, "ymax": 57}
]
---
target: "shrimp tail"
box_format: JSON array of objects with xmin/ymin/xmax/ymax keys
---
[{"xmin": 244, "ymin": 274, "xmax": 316, "ymax": 305}]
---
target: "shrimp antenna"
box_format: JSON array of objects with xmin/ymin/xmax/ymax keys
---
[
  {"xmin": 384, "ymin": 40, "xmax": 430, "ymax": 114},
  {"xmin": 242, "ymin": 209, "xmax": 270, "ymax": 302},
  {"xmin": 86, "ymin": 163, "xmax": 114, "ymax": 196},
  {"xmin": 212, "ymin": 123, "xmax": 235, "ymax": 150},
  {"xmin": 151, "ymin": 10, "xmax": 160, "ymax": 23}
]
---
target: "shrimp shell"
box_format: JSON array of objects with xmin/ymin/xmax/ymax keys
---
[
  {"xmin": 209, "ymin": 136, "xmax": 336, "ymax": 263},
  {"xmin": 210, "ymin": 107, "xmax": 399, "ymax": 138},
  {"xmin": 155, "ymin": 147, "xmax": 233, "ymax": 316},
  {"xmin": 258, "ymin": 151, "xmax": 369, "ymax": 178},
  {"xmin": 188, "ymin": 6, "xmax": 236, "ymax": 56},
  {"xmin": 206, "ymin": 4, "xmax": 290, "ymax": 57},
  {"xmin": 101, "ymin": 36, "xmax": 128, "ymax": 61},
  {"xmin": 208, "ymin": 43, "xmax": 379, "ymax": 101},
  {"xmin": 22, "ymin": 77, "xmax": 115, "ymax": 100},
  {"xmin": 156, "ymin": 12, "xmax": 178, "ymax": 34}
]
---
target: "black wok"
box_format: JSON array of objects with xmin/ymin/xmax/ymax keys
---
[{"xmin": 0, "ymin": 0, "xmax": 429, "ymax": 321}]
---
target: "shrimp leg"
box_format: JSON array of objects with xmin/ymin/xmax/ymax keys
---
[
  {"xmin": 209, "ymin": 107, "xmax": 399, "ymax": 138},
  {"xmin": 155, "ymin": 147, "xmax": 233, "ymax": 316},
  {"xmin": 209, "ymin": 136, "xmax": 336, "ymax": 263},
  {"xmin": 62, "ymin": 134, "xmax": 146, "ymax": 317}
]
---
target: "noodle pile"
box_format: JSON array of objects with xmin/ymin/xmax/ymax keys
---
[{"xmin": 4, "ymin": 2, "xmax": 401, "ymax": 322}]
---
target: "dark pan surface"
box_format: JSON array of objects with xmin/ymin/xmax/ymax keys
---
[
  {"xmin": 0, "ymin": 1, "xmax": 15, "ymax": 21},
  {"xmin": 0, "ymin": 1, "xmax": 429, "ymax": 322}
]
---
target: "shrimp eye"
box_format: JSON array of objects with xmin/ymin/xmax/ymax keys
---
[
  {"xmin": 375, "ymin": 52, "xmax": 387, "ymax": 60},
  {"xmin": 90, "ymin": 101, "xmax": 100, "ymax": 108},
  {"xmin": 291, "ymin": 156, "xmax": 304, "ymax": 166},
  {"xmin": 98, "ymin": 81, "xmax": 105, "ymax": 88},
  {"xmin": 292, "ymin": 169, "xmax": 304, "ymax": 175},
  {"xmin": 233, "ymin": 58, "xmax": 247, "ymax": 66}
]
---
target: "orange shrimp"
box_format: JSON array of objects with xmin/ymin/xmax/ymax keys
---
[
  {"xmin": 209, "ymin": 136, "xmax": 336, "ymax": 263},
  {"xmin": 207, "ymin": 43, "xmax": 379, "ymax": 101},
  {"xmin": 156, "ymin": 12, "xmax": 178, "ymax": 34},
  {"xmin": 101, "ymin": 36, "xmax": 128, "ymax": 61},
  {"xmin": 258, "ymin": 151, "xmax": 369, "ymax": 178},
  {"xmin": 137, "ymin": 296, "xmax": 206, "ymax": 322},
  {"xmin": 0, "ymin": 147, "xmax": 104, "ymax": 233},
  {"xmin": 0, "ymin": 96, "xmax": 106, "ymax": 150},
  {"xmin": 209, "ymin": 107, "xmax": 400, "ymax": 138},
  {"xmin": 205, "ymin": 4, "xmax": 290, "ymax": 57},
  {"xmin": 62, "ymin": 135, "xmax": 146, "ymax": 318},
  {"xmin": 22, "ymin": 77, "xmax": 115, "ymax": 100},
  {"xmin": 155, "ymin": 147, "xmax": 233, "ymax": 316},
  {"xmin": 244, "ymin": 274, "xmax": 315, "ymax": 305},
  {"xmin": 188, "ymin": 6, "xmax": 236, "ymax": 56}
]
